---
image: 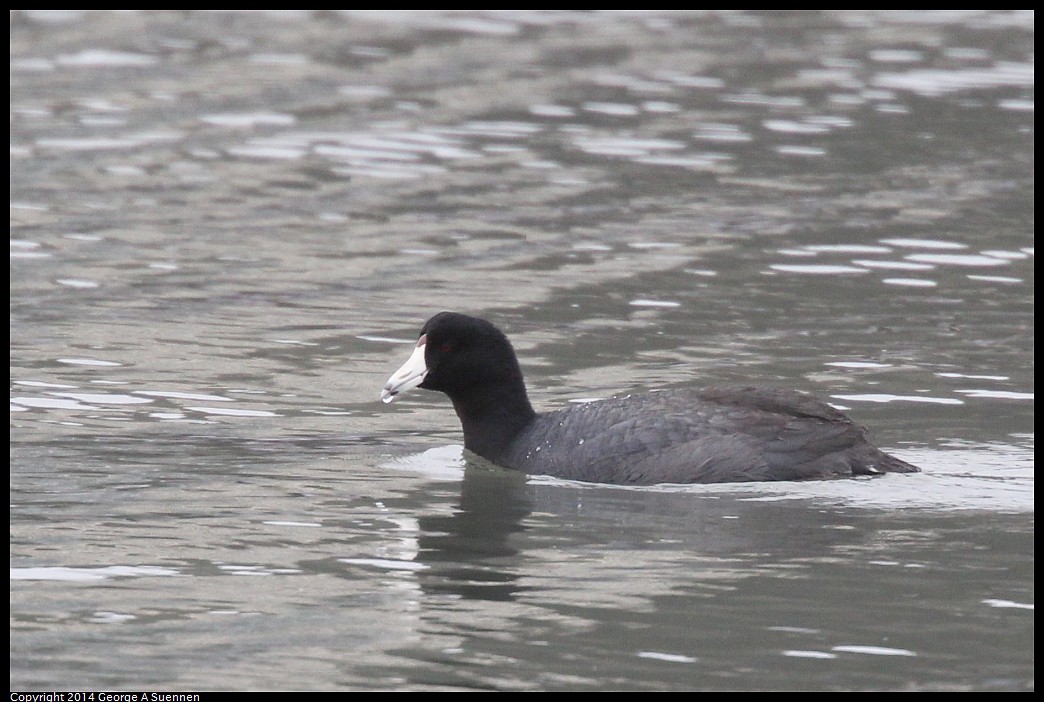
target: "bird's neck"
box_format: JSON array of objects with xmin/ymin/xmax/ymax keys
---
[{"xmin": 450, "ymin": 385, "xmax": 536, "ymax": 461}]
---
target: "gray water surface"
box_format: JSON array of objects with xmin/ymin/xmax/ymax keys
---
[{"xmin": 10, "ymin": 11, "xmax": 1033, "ymax": 691}]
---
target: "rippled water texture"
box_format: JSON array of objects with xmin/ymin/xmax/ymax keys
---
[{"xmin": 10, "ymin": 10, "xmax": 1033, "ymax": 691}]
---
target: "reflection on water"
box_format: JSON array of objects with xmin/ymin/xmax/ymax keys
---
[{"xmin": 11, "ymin": 10, "xmax": 1033, "ymax": 692}]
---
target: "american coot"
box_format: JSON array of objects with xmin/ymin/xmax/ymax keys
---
[{"xmin": 381, "ymin": 312, "xmax": 919, "ymax": 485}]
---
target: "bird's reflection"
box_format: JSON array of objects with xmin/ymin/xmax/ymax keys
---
[{"xmin": 412, "ymin": 459, "xmax": 532, "ymax": 601}]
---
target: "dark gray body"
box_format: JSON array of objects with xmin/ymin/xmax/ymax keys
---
[{"xmin": 494, "ymin": 386, "xmax": 918, "ymax": 485}]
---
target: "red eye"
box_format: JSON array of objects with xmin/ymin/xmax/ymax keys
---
[{"xmin": 439, "ymin": 343, "xmax": 453, "ymax": 353}]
